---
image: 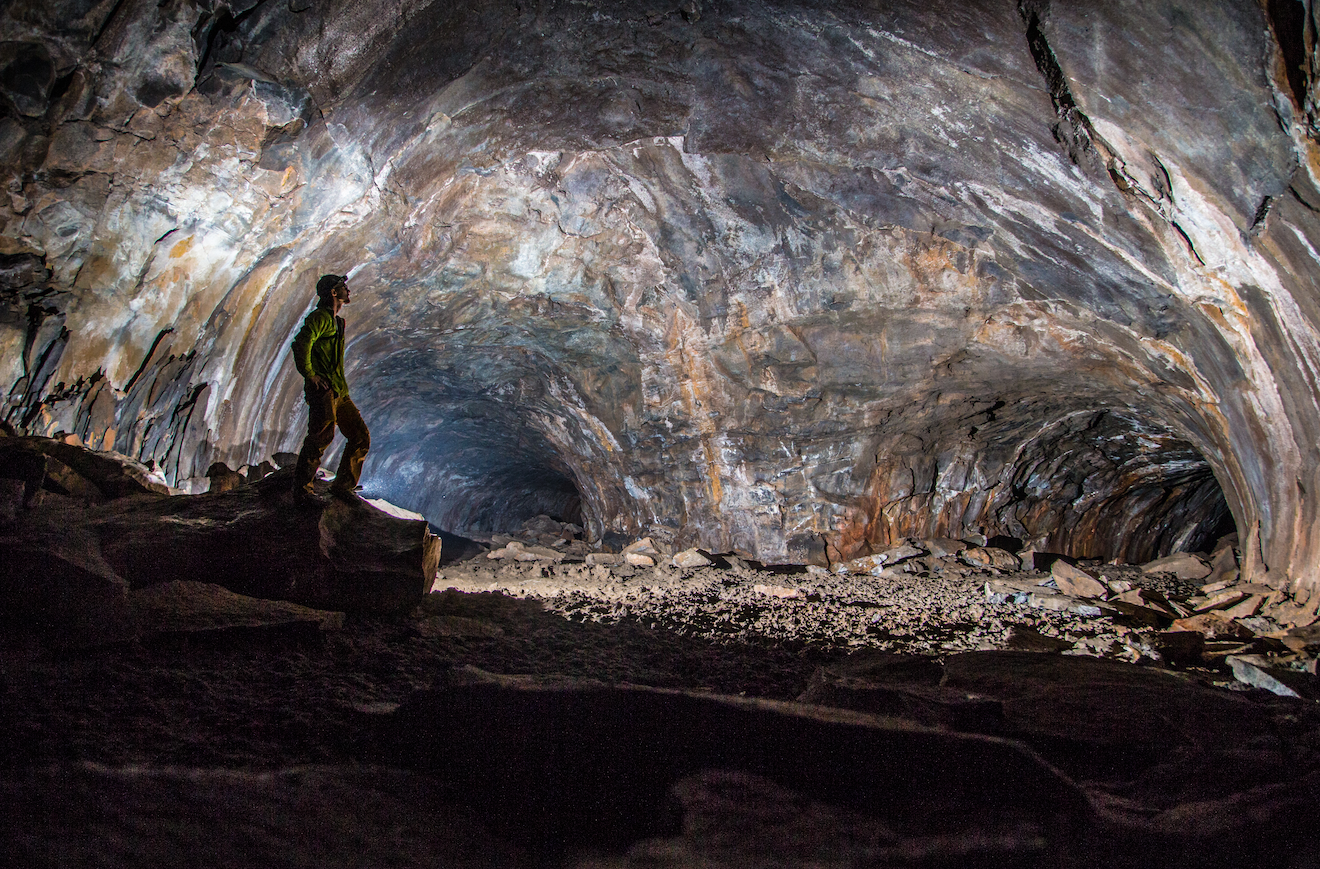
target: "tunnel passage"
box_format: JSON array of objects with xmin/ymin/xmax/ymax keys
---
[
  {"xmin": 984, "ymin": 411, "xmax": 1234, "ymax": 563},
  {"xmin": 363, "ymin": 402, "xmax": 584, "ymax": 537},
  {"xmin": 335, "ymin": 341, "xmax": 598, "ymax": 538},
  {"xmin": 865, "ymin": 406, "xmax": 1234, "ymax": 566}
]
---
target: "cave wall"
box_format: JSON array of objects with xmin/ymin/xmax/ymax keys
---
[{"xmin": 3, "ymin": 0, "xmax": 1320, "ymax": 589}]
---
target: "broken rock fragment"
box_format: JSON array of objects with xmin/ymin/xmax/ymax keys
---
[
  {"xmin": 961, "ymin": 547, "xmax": 1022, "ymax": 571},
  {"xmin": 1152, "ymin": 630, "xmax": 1206, "ymax": 667},
  {"xmin": 834, "ymin": 542, "xmax": 925, "ymax": 575},
  {"xmin": 985, "ymin": 580, "xmax": 1106, "ymax": 616},
  {"xmin": 671, "ymin": 548, "xmax": 713, "ymax": 569},
  {"xmin": 1141, "ymin": 552, "xmax": 1211, "ymax": 581},
  {"xmin": 1220, "ymin": 594, "xmax": 1266, "ymax": 620},
  {"xmin": 1192, "ymin": 588, "xmax": 1249, "ymax": 613},
  {"xmin": 1203, "ymin": 544, "xmax": 1240, "ymax": 587},
  {"xmin": 1171, "ymin": 612, "xmax": 1255, "ymax": 640},
  {"xmin": 1226, "ymin": 655, "xmax": 1301, "ymax": 698},
  {"xmin": 1050, "ymin": 561, "xmax": 1107, "ymax": 598}
]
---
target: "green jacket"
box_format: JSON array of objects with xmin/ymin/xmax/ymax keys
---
[{"xmin": 291, "ymin": 306, "xmax": 349, "ymax": 396}]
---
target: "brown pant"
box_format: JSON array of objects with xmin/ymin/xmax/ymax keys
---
[{"xmin": 294, "ymin": 386, "xmax": 370, "ymax": 494}]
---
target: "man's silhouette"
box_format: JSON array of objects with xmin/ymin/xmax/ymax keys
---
[{"xmin": 290, "ymin": 273, "xmax": 370, "ymax": 502}]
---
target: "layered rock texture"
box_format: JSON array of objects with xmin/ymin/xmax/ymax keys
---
[
  {"xmin": 5, "ymin": 1, "xmax": 1320, "ymax": 591},
  {"xmin": 0, "ymin": 437, "xmax": 439, "ymax": 641}
]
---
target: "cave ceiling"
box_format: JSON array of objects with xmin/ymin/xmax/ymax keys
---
[{"xmin": 4, "ymin": 0, "xmax": 1320, "ymax": 588}]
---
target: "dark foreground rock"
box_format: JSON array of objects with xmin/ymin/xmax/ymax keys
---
[
  {"xmin": 4, "ymin": 570, "xmax": 1320, "ymax": 868},
  {"xmin": 91, "ymin": 470, "xmax": 439, "ymax": 615},
  {"xmin": 0, "ymin": 764, "xmax": 530, "ymax": 869},
  {"xmin": 0, "ymin": 438, "xmax": 439, "ymax": 644},
  {"xmin": 376, "ymin": 667, "xmax": 1093, "ymax": 862},
  {"xmin": 130, "ymin": 580, "xmax": 345, "ymax": 645}
]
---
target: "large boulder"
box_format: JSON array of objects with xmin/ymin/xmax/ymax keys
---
[
  {"xmin": 0, "ymin": 437, "xmax": 169, "ymax": 502},
  {"xmin": 94, "ymin": 470, "xmax": 439, "ymax": 615},
  {"xmin": 377, "ymin": 667, "xmax": 1094, "ymax": 860},
  {"xmin": 130, "ymin": 580, "xmax": 345, "ymax": 643},
  {"xmin": 0, "ymin": 439, "xmax": 438, "ymax": 627},
  {"xmin": 0, "ymin": 522, "xmax": 133, "ymax": 648}
]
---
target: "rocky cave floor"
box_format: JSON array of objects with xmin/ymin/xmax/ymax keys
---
[
  {"xmin": 6, "ymin": 518, "xmax": 1320, "ymax": 867},
  {"xmin": 5, "ymin": 528, "xmax": 1311, "ymax": 772}
]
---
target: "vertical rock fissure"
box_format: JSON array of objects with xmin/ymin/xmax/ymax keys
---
[
  {"xmin": 123, "ymin": 328, "xmax": 175, "ymax": 395},
  {"xmin": 1267, "ymin": 0, "xmax": 1310, "ymax": 113},
  {"xmin": 1017, "ymin": 0, "xmax": 1104, "ymax": 175}
]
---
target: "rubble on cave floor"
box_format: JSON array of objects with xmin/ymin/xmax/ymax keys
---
[
  {"xmin": 5, "ymin": 448, "xmax": 1320, "ymax": 865},
  {"xmin": 442, "ymin": 526, "xmax": 1320, "ymax": 696}
]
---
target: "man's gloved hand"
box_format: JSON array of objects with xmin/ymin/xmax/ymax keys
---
[{"xmin": 308, "ymin": 375, "xmax": 330, "ymax": 392}]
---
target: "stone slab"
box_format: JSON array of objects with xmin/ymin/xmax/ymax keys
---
[{"xmin": 377, "ymin": 669, "xmax": 1094, "ymax": 857}]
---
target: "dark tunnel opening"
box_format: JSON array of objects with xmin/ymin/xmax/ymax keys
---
[
  {"xmin": 361, "ymin": 410, "xmax": 585, "ymax": 539},
  {"xmin": 342, "ymin": 345, "xmax": 593, "ymax": 540},
  {"xmin": 988, "ymin": 410, "xmax": 1236, "ymax": 564}
]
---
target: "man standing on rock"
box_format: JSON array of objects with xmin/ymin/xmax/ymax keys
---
[{"xmin": 290, "ymin": 273, "xmax": 370, "ymax": 503}]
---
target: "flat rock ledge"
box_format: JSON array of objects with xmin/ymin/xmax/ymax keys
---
[
  {"xmin": 4, "ymin": 660, "xmax": 1317, "ymax": 868},
  {"xmin": 0, "ymin": 437, "xmax": 438, "ymax": 646}
]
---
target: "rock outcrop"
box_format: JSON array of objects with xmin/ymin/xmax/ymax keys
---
[
  {"xmin": 3, "ymin": 1, "xmax": 1320, "ymax": 597},
  {"xmin": 379, "ymin": 667, "xmax": 1094, "ymax": 860},
  {"xmin": 0, "ymin": 437, "xmax": 438, "ymax": 645}
]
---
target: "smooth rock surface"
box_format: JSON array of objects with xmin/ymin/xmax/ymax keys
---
[
  {"xmin": 378, "ymin": 668, "xmax": 1093, "ymax": 859},
  {"xmin": 130, "ymin": 580, "xmax": 345, "ymax": 641}
]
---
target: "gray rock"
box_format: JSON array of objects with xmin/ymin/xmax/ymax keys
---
[
  {"xmin": 1225, "ymin": 655, "xmax": 1301, "ymax": 698},
  {"xmin": 1050, "ymin": 560, "xmax": 1107, "ymax": 598},
  {"xmin": 963, "ymin": 547, "xmax": 1022, "ymax": 571},
  {"xmin": 130, "ymin": 580, "xmax": 344, "ymax": 640},
  {"xmin": 1141, "ymin": 552, "xmax": 1212, "ymax": 581}
]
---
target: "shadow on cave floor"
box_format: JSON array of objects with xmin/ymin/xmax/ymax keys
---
[
  {"xmin": 0, "ymin": 590, "xmax": 825, "ymax": 773},
  {"xmin": 4, "ymin": 571, "xmax": 1320, "ymax": 867}
]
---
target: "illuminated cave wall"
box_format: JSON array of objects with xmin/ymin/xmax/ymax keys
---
[{"xmin": 3, "ymin": 0, "xmax": 1320, "ymax": 591}]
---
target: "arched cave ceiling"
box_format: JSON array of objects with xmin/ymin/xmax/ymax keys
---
[{"xmin": 3, "ymin": 0, "xmax": 1320, "ymax": 586}]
